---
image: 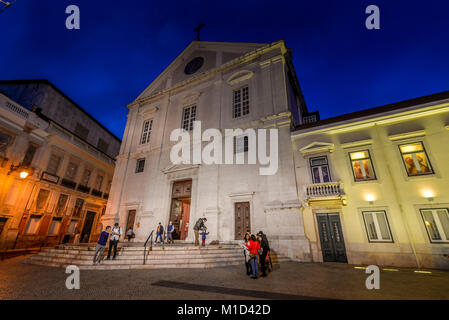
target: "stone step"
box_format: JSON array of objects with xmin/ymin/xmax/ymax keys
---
[
  {"xmin": 55, "ymin": 244, "xmax": 240, "ymax": 251},
  {"xmin": 43, "ymin": 247, "xmax": 243, "ymax": 255},
  {"xmin": 24, "ymin": 259, "xmax": 244, "ymax": 270},
  {"xmin": 35, "ymin": 251, "xmax": 243, "ymax": 261},
  {"xmin": 27, "ymin": 255, "xmax": 243, "ymax": 266},
  {"xmin": 24, "ymin": 244, "xmax": 290, "ymax": 269}
]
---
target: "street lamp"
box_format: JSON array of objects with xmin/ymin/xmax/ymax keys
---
[
  {"xmin": 421, "ymin": 189, "xmax": 435, "ymax": 202},
  {"xmin": 7, "ymin": 164, "xmax": 32, "ymax": 179},
  {"xmin": 365, "ymin": 193, "xmax": 375, "ymax": 205}
]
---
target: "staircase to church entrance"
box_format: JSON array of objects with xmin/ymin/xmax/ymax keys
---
[{"xmin": 23, "ymin": 242, "xmax": 290, "ymax": 270}]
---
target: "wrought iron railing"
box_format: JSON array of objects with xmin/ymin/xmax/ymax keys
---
[{"xmin": 143, "ymin": 230, "xmax": 154, "ymax": 265}]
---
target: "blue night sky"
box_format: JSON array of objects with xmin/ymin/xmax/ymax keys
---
[{"xmin": 1, "ymin": 0, "xmax": 448, "ymax": 139}]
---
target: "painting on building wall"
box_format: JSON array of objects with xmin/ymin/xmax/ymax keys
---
[
  {"xmin": 349, "ymin": 151, "xmax": 376, "ymax": 181},
  {"xmin": 399, "ymin": 142, "xmax": 433, "ymax": 176}
]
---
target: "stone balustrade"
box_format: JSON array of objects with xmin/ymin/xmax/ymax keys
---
[{"xmin": 304, "ymin": 182, "xmax": 344, "ymax": 199}]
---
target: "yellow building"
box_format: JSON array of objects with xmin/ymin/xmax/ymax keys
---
[
  {"xmin": 0, "ymin": 81, "xmax": 120, "ymax": 252},
  {"xmin": 292, "ymin": 91, "xmax": 449, "ymax": 269}
]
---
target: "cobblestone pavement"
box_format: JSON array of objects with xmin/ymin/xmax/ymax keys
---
[{"xmin": 0, "ymin": 256, "xmax": 448, "ymax": 300}]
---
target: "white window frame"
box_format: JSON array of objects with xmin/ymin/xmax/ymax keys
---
[
  {"xmin": 140, "ymin": 119, "xmax": 153, "ymax": 145},
  {"xmin": 234, "ymin": 135, "xmax": 249, "ymax": 154},
  {"xmin": 136, "ymin": 158, "xmax": 146, "ymax": 173},
  {"xmin": 420, "ymin": 208, "xmax": 449, "ymax": 243},
  {"xmin": 48, "ymin": 218, "xmax": 62, "ymax": 235},
  {"xmin": 24, "ymin": 215, "xmax": 42, "ymax": 235},
  {"xmin": 232, "ymin": 86, "xmax": 249, "ymax": 119},
  {"xmin": 309, "ymin": 156, "xmax": 332, "ymax": 184},
  {"xmin": 182, "ymin": 105, "xmax": 197, "ymax": 131},
  {"xmin": 362, "ymin": 210, "xmax": 394, "ymax": 243}
]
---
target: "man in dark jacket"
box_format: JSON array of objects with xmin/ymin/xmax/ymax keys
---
[
  {"xmin": 193, "ymin": 218, "xmax": 207, "ymax": 246},
  {"xmin": 155, "ymin": 222, "xmax": 164, "ymax": 244},
  {"xmin": 258, "ymin": 231, "xmax": 270, "ymax": 277}
]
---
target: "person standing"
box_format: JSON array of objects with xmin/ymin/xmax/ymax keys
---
[
  {"xmin": 246, "ymin": 234, "xmax": 261, "ymax": 279},
  {"xmin": 126, "ymin": 228, "xmax": 135, "ymax": 242},
  {"xmin": 258, "ymin": 231, "xmax": 270, "ymax": 277},
  {"xmin": 166, "ymin": 221, "xmax": 174, "ymax": 244},
  {"xmin": 155, "ymin": 222, "xmax": 164, "ymax": 244},
  {"xmin": 200, "ymin": 229, "xmax": 209, "ymax": 246},
  {"xmin": 242, "ymin": 232, "xmax": 252, "ymax": 275},
  {"xmin": 106, "ymin": 223, "xmax": 122, "ymax": 260},
  {"xmin": 93, "ymin": 226, "xmax": 111, "ymax": 264},
  {"xmin": 193, "ymin": 218, "xmax": 207, "ymax": 246}
]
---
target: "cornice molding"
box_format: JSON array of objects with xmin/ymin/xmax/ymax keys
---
[
  {"xmin": 127, "ymin": 41, "xmax": 287, "ymax": 110},
  {"xmin": 388, "ymin": 129, "xmax": 426, "ymax": 141},
  {"xmin": 341, "ymin": 139, "xmax": 373, "ymax": 149}
]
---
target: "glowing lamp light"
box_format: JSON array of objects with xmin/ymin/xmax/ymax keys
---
[
  {"xmin": 365, "ymin": 194, "xmax": 375, "ymax": 204},
  {"xmin": 19, "ymin": 171, "xmax": 29, "ymax": 179},
  {"xmin": 422, "ymin": 189, "xmax": 435, "ymax": 201}
]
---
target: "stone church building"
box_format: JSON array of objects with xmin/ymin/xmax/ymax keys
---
[{"xmin": 103, "ymin": 40, "xmax": 315, "ymax": 260}]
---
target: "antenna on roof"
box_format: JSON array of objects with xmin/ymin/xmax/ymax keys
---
[
  {"xmin": 0, "ymin": 0, "xmax": 17, "ymax": 14},
  {"xmin": 194, "ymin": 23, "xmax": 205, "ymax": 41}
]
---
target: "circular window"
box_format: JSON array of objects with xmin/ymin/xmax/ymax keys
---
[{"xmin": 184, "ymin": 57, "xmax": 204, "ymax": 75}]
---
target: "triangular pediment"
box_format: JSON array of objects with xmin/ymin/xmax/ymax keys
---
[
  {"xmin": 136, "ymin": 41, "xmax": 268, "ymax": 100},
  {"xmin": 162, "ymin": 163, "xmax": 200, "ymax": 174},
  {"xmin": 299, "ymin": 142, "xmax": 335, "ymax": 156}
]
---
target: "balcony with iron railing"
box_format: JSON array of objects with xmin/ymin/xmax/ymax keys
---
[{"xmin": 304, "ymin": 181, "xmax": 345, "ymax": 203}]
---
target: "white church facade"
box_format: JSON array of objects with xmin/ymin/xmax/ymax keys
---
[{"xmin": 103, "ymin": 40, "xmax": 314, "ymax": 261}]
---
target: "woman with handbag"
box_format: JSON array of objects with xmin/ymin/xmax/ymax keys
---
[{"xmin": 245, "ymin": 234, "xmax": 261, "ymax": 279}]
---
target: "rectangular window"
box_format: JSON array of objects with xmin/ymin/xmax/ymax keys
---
[
  {"xmin": 362, "ymin": 211, "xmax": 393, "ymax": 242},
  {"xmin": 22, "ymin": 143, "xmax": 37, "ymax": 166},
  {"xmin": 55, "ymin": 194, "xmax": 69, "ymax": 216},
  {"xmin": 94, "ymin": 174, "xmax": 104, "ymax": 191},
  {"xmin": 233, "ymin": 86, "xmax": 249, "ymax": 118},
  {"xmin": 75, "ymin": 123, "xmax": 89, "ymax": 140},
  {"xmin": 25, "ymin": 215, "xmax": 41, "ymax": 234},
  {"xmin": 399, "ymin": 142, "xmax": 433, "ymax": 176},
  {"xmin": 136, "ymin": 158, "xmax": 145, "ymax": 173},
  {"xmin": 140, "ymin": 120, "xmax": 153, "ymax": 145},
  {"xmin": 46, "ymin": 153, "xmax": 62, "ymax": 175},
  {"xmin": 48, "ymin": 218, "xmax": 62, "ymax": 235},
  {"xmin": 72, "ymin": 198, "xmax": 84, "ymax": 217},
  {"xmin": 65, "ymin": 160, "xmax": 79, "ymax": 181},
  {"xmin": 234, "ymin": 136, "xmax": 249, "ymax": 154},
  {"xmin": 0, "ymin": 131, "xmax": 13, "ymax": 155},
  {"xmin": 182, "ymin": 106, "xmax": 197, "ymax": 131},
  {"xmin": 420, "ymin": 208, "xmax": 449, "ymax": 243},
  {"xmin": 80, "ymin": 167, "xmax": 92, "ymax": 186},
  {"xmin": 349, "ymin": 150, "xmax": 376, "ymax": 181},
  {"xmin": 68, "ymin": 220, "xmax": 78, "ymax": 234},
  {"xmin": 0, "ymin": 217, "xmax": 8, "ymax": 236},
  {"xmin": 97, "ymin": 138, "xmax": 109, "ymax": 154},
  {"xmin": 309, "ymin": 156, "xmax": 331, "ymax": 183},
  {"xmin": 36, "ymin": 189, "xmax": 50, "ymax": 212}
]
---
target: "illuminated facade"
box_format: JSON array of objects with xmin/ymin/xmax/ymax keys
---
[
  {"xmin": 292, "ymin": 91, "xmax": 449, "ymax": 269},
  {"xmin": 104, "ymin": 40, "xmax": 313, "ymax": 260},
  {"xmin": 0, "ymin": 80, "xmax": 120, "ymax": 250}
]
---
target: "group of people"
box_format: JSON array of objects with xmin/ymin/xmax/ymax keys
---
[
  {"xmin": 241, "ymin": 231, "xmax": 271, "ymax": 279},
  {"xmin": 92, "ymin": 223, "xmax": 122, "ymax": 264},
  {"xmin": 154, "ymin": 218, "xmax": 209, "ymax": 246},
  {"xmin": 154, "ymin": 221, "xmax": 175, "ymax": 244}
]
